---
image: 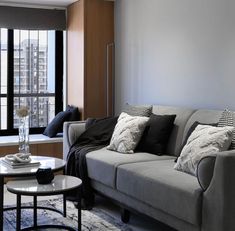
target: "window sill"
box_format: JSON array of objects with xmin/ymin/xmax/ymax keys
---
[{"xmin": 0, "ymin": 134, "xmax": 63, "ymax": 147}]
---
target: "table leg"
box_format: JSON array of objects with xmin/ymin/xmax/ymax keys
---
[
  {"xmin": 63, "ymin": 193, "xmax": 66, "ymax": 217},
  {"xmin": 77, "ymin": 187, "xmax": 81, "ymax": 231},
  {"xmin": 0, "ymin": 176, "xmax": 4, "ymax": 231},
  {"xmin": 33, "ymin": 195, "xmax": 37, "ymax": 228},
  {"xmin": 16, "ymin": 194, "xmax": 21, "ymax": 231},
  {"xmin": 63, "ymin": 166, "xmax": 67, "ymax": 217}
]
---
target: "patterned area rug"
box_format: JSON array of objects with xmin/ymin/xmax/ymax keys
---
[{"xmin": 4, "ymin": 198, "xmax": 132, "ymax": 230}]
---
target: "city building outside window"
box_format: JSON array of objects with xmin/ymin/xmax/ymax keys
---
[{"xmin": 0, "ymin": 28, "xmax": 63, "ymax": 135}]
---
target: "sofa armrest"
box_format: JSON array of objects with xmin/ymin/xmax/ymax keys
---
[
  {"xmin": 197, "ymin": 154, "xmax": 217, "ymax": 191},
  {"xmin": 63, "ymin": 121, "xmax": 86, "ymax": 160},
  {"xmin": 202, "ymin": 150, "xmax": 235, "ymax": 231}
]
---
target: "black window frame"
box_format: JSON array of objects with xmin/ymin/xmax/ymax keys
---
[{"xmin": 0, "ymin": 29, "xmax": 63, "ymax": 136}]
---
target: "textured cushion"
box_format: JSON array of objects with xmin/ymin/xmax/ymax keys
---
[
  {"xmin": 66, "ymin": 105, "xmax": 80, "ymax": 121},
  {"xmin": 182, "ymin": 109, "xmax": 222, "ymax": 145},
  {"xmin": 175, "ymin": 121, "xmax": 218, "ymax": 162},
  {"xmin": 123, "ymin": 103, "xmax": 152, "ymax": 117},
  {"xmin": 137, "ymin": 114, "xmax": 176, "ymax": 155},
  {"xmin": 86, "ymin": 147, "xmax": 175, "ymax": 188},
  {"xmin": 197, "ymin": 155, "xmax": 216, "ymax": 191},
  {"xmin": 116, "ymin": 160, "xmax": 202, "ymax": 225},
  {"xmin": 107, "ymin": 112, "xmax": 149, "ymax": 153},
  {"xmin": 43, "ymin": 111, "xmax": 71, "ymax": 138},
  {"xmin": 218, "ymin": 109, "xmax": 235, "ymax": 149},
  {"xmin": 174, "ymin": 125, "xmax": 234, "ymax": 176},
  {"xmin": 180, "ymin": 121, "xmax": 218, "ymax": 153}
]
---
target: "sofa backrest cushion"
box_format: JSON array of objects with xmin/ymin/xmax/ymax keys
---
[{"xmin": 152, "ymin": 105, "xmax": 196, "ymax": 156}]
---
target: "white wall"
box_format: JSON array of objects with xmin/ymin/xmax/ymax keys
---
[{"xmin": 115, "ymin": 0, "xmax": 235, "ymax": 113}]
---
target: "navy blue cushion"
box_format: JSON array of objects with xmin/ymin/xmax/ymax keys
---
[
  {"xmin": 66, "ymin": 105, "xmax": 80, "ymax": 121},
  {"xmin": 43, "ymin": 111, "xmax": 71, "ymax": 138}
]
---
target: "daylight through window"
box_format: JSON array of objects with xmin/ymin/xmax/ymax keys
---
[{"xmin": 0, "ymin": 29, "xmax": 63, "ymax": 134}]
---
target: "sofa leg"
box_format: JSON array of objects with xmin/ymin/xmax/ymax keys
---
[{"xmin": 121, "ymin": 208, "xmax": 130, "ymax": 223}]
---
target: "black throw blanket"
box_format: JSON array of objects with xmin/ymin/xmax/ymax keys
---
[{"xmin": 65, "ymin": 116, "xmax": 118, "ymax": 208}]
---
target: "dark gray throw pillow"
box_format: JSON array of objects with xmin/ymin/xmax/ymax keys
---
[
  {"xmin": 136, "ymin": 114, "xmax": 176, "ymax": 155},
  {"xmin": 43, "ymin": 111, "xmax": 71, "ymax": 138},
  {"xmin": 66, "ymin": 105, "xmax": 80, "ymax": 121},
  {"xmin": 123, "ymin": 103, "xmax": 152, "ymax": 117}
]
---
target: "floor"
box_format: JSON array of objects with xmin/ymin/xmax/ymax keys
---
[{"xmin": 4, "ymin": 185, "xmax": 175, "ymax": 231}]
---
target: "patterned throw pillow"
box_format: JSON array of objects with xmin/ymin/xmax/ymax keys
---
[
  {"xmin": 107, "ymin": 112, "xmax": 149, "ymax": 154},
  {"xmin": 123, "ymin": 103, "xmax": 152, "ymax": 117},
  {"xmin": 174, "ymin": 125, "xmax": 234, "ymax": 176},
  {"xmin": 218, "ymin": 109, "xmax": 235, "ymax": 149}
]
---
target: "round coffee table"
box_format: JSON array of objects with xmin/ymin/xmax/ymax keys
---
[
  {"xmin": 6, "ymin": 175, "xmax": 82, "ymax": 231},
  {"xmin": 0, "ymin": 156, "xmax": 66, "ymax": 230}
]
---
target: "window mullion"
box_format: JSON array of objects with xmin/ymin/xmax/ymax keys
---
[
  {"xmin": 37, "ymin": 31, "xmax": 39, "ymax": 127},
  {"xmin": 55, "ymin": 31, "xmax": 63, "ymax": 114},
  {"xmin": 7, "ymin": 29, "xmax": 14, "ymax": 130},
  {"xmin": 19, "ymin": 30, "xmax": 21, "ymax": 108},
  {"xmin": 0, "ymin": 29, "xmax": 2, "ymax": 129}
]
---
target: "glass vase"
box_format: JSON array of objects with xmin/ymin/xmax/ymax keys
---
[{"xmin": 18, "ymin": 115, "xmax": 30, "ymax": 154}]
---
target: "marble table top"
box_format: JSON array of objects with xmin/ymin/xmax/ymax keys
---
[
  {"xmin": 0, "ymin": 156, "xmax": 66, "ymax": 177},
  {"xmin": 6, "ymin": 175, "xmax": 82, "ymax": 196}
]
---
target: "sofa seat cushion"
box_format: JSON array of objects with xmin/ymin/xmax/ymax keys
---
[
  {"xmin": 116, "ymin": 160, "xmax": 203, "ymax": 225},
  {"xmin": 86, "ymin": 147, "xmax": 175, "ymax": 188}
]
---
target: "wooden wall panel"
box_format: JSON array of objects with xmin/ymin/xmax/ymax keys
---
[
  {"xmin": 85, "ymin": 0, "xmax": 114, "ymax": 118},
  {"xmin": 37, "ymin": 143, "xmax": 63, "ymax": 158},
  {"xmin": 67, "ymin": 0, "xmax": 114, "ymax": 119},
  {"xmin": 0, "ymin": 143, "xmax": 63, "ymax": 159},
  {"xmin": 67, "ymin": 0, "xmax": 85, "ymax": 119}
]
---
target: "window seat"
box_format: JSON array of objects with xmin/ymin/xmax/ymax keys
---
[
  {"xmin": 0, "ymin": 134, "xmax": 63, "ymax": 159},
  {"xmin": 0, "ymin": 134, "xmax": 63, "ymax": 146}
]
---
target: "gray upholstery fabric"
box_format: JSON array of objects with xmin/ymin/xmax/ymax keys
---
[
  {"xmin": 63, "ymin": 121, "xmax": 86, "ymax": 160},
  {"xmin": 152, "ymin": 105, "xmax": 196, "ymax": 156},
  {"xmin": 123, "ymin": 103, "xmax": 152, "ymax": 117},
  {"xmin": 116, "ymin": 160, "xmax": 202, "ymax": 225},
  {"xmin": 86, "ymin": 147, "xmax": 175, "ymax": 188},
  {"xmin": 202, "ymin": 150, "xmax": 235, "ymax": 231},
  {"xmin": 182, "ymin": 109, "xmax": 222, "ymax": 145},
  {"xmin": 92, "ymin": 180, "xmax": 200, "ymax": 231},
  {"xmin": 197, "ymin": 154, "xmax": 216, "ymax": 191}
]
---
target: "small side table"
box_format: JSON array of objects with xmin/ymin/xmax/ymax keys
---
[{"xmin": 6, "ymin": 175, "xmax": 82, "ymax": 231}]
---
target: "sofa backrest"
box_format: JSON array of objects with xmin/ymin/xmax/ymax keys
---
[{"xmin": 152, "ymin": 105, "xmax": 196, "ymax": 156}]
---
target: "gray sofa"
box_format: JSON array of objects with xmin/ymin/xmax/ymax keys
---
[{"xmin": 63, "ymin": 105, "xmax": 235, "ymax": 231}]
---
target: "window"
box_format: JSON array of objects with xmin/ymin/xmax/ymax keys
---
[
  {"xmin": 0, "ymin": 29, "xmax": 63, "ymax": 135},
  {"xmin": 0, "ymin": 29, "xmax": 8, "ymax": 130}
]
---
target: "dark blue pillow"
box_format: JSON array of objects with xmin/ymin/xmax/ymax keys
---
[
  {"xmin": 43, "ymin": 111, "xmax": 71, "ymax": 138},
  {"xmin": 66, "ymin": 105, "xmax": 80, "ymax": 121}
]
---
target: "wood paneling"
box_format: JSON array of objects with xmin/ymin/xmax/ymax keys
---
[
  {"xmin": 85, "ymin": 0, "xmax": 114, "ymax": 118},
  {"xmin": 0, "ymin": 142, "xmax": 63, "ymax": 159},
  {"xmin": 37, "ymin": 143, "xmax": 63, "ymax": 158},
  {"xmin": 67, "ymin": 0, "xmax": 114, "ymax": 119},
  {"xmin": 67, "ymin": 0, "xmax": 85, "ymax": 118}
]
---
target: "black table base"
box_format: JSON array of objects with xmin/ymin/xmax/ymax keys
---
[{"xmin": 13, "ymin": 193, "xmax": 81, "ymax": 231}]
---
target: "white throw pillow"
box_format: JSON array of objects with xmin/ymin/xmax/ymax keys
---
[
  {"xmin": 107, "ymin": 112, "xmax": 149, "ymax": 154},
  {"xmin": 174, "ymin": 125, "xmax": 234, "ymax": 176}
]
